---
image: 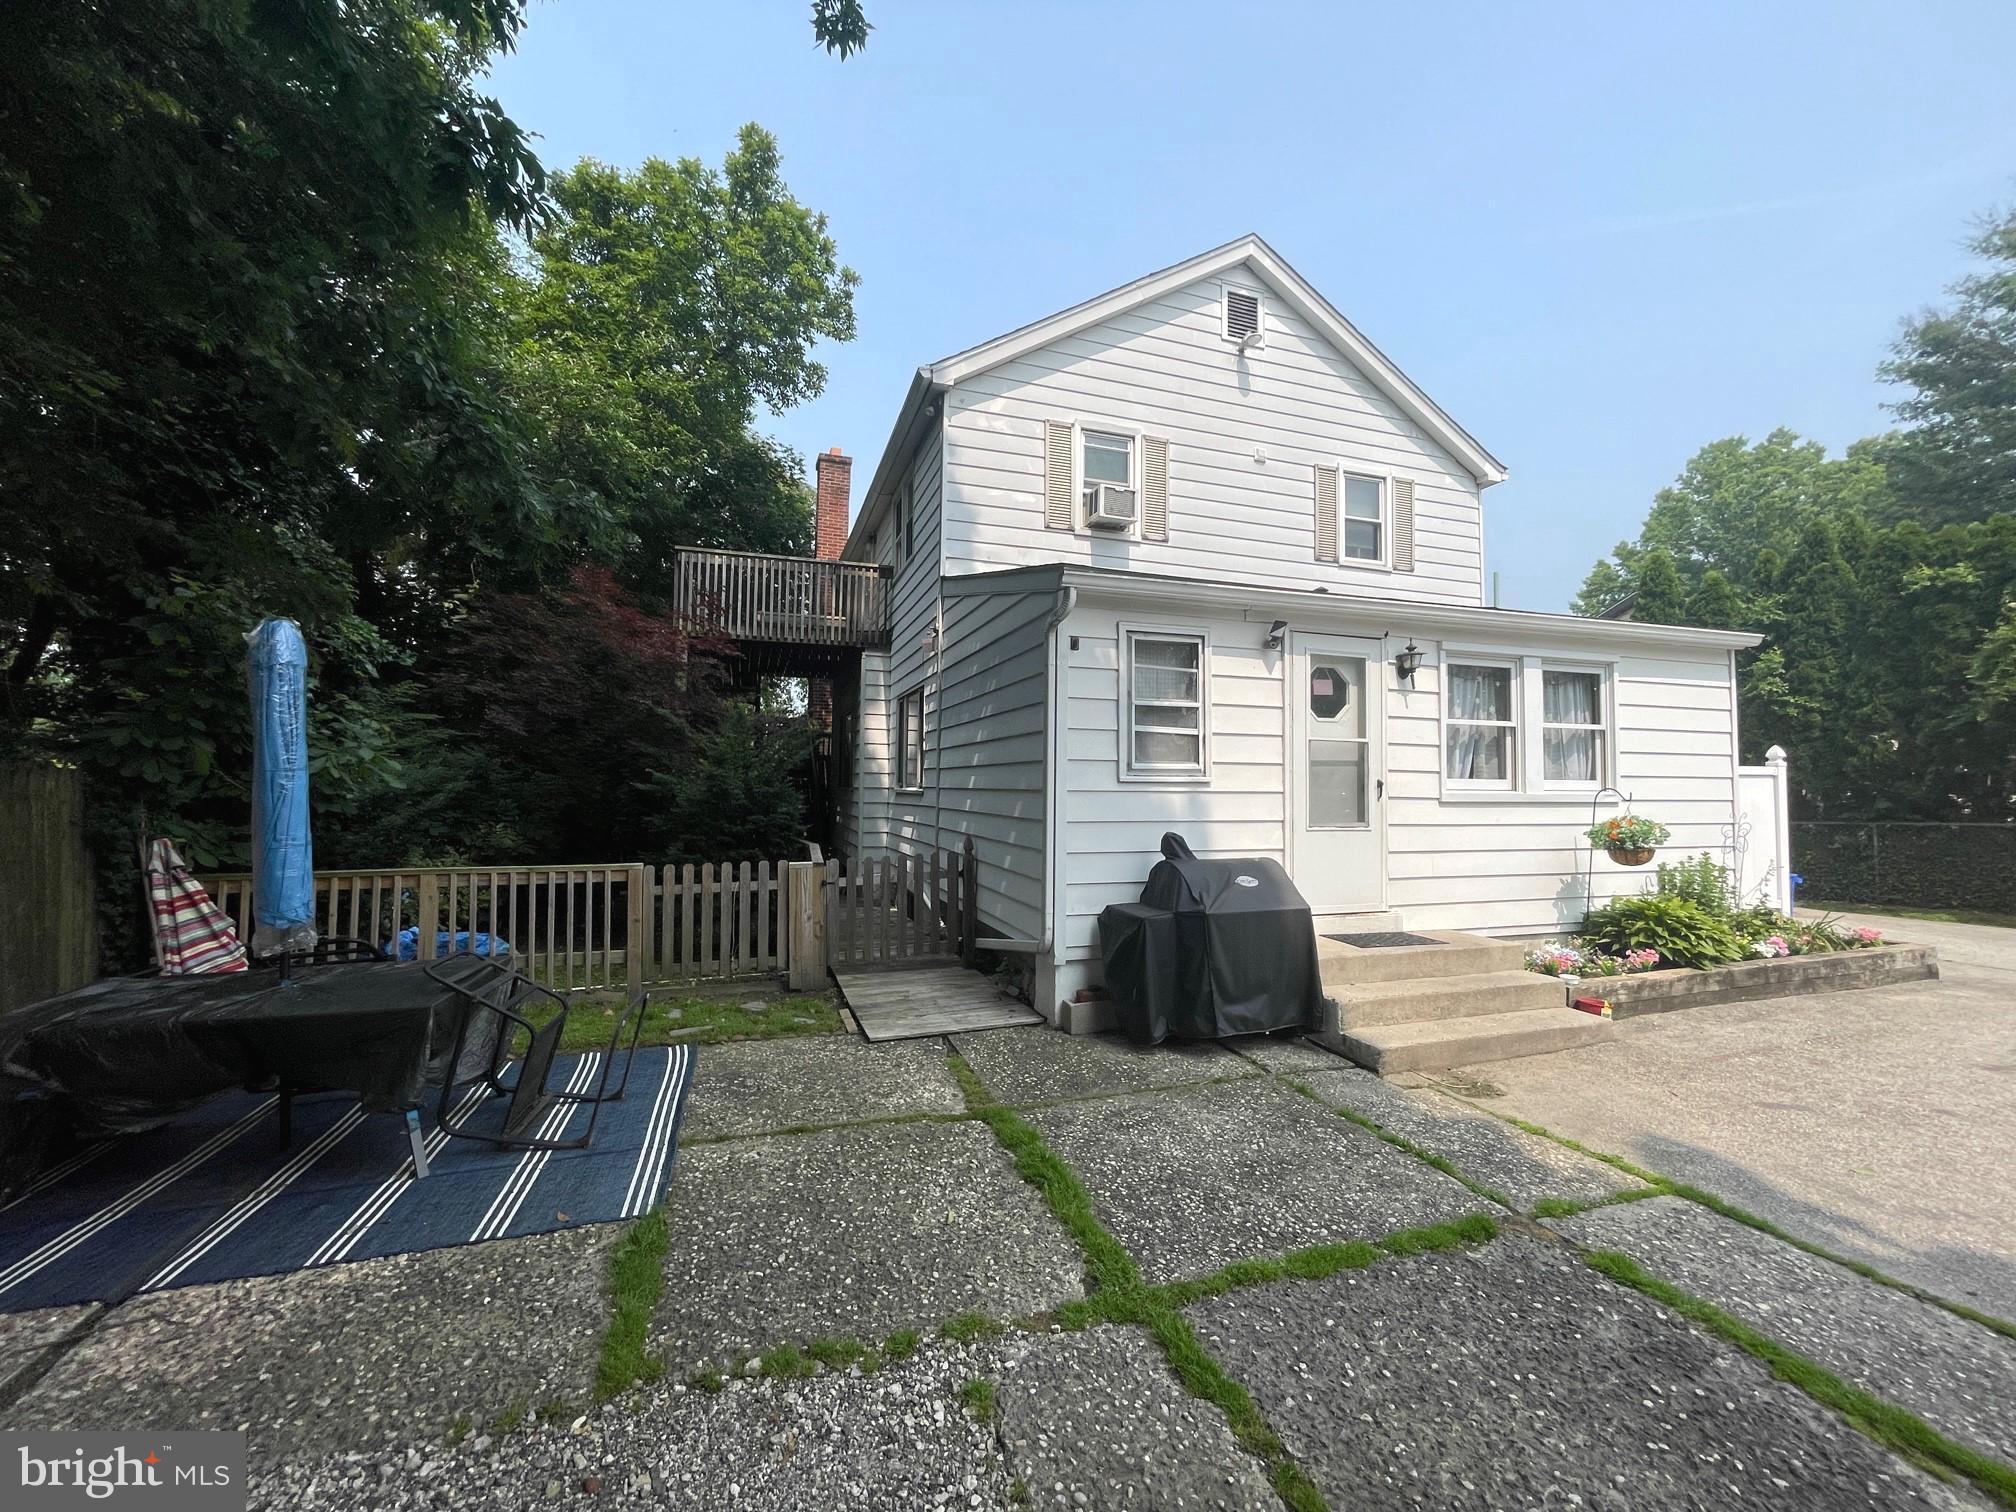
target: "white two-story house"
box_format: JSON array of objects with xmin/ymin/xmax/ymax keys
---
[{"xmin": 826, "ymin": 234, "xmax": 1767, "ymax": 1025}]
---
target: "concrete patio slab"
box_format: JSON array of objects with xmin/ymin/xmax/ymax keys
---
[
  {"xmin": 250, "ymin": 1335, "xmax": 1013, "ymax": 1511},
  {"xmin": 1188, "ymin": 1234, "xmax": 1978, "ymax": 1512},
  {"xmin": 1026, "ymin": 1078, "xmax": 1487, "ymax": 1285},
  {"xmin": 4, "ymin": 1224, "xmax": 618, "ymax": 1469},
  {"xmin": 982, "ymin": 1323, "xmax": 1278, "ymax": 1511},
  {"xmin": 0, "ymin": 1302, "xmax": 97, "ymax": 1403},
  {"xmin": 1443, "ymin": 937, "xmax": 2016, "ymax": 1319},
  {"xmin": 1223, "ymin": 1033, "xmax": 1351, "ymax": 1076},
  {"xmin": 1297, "ymin": 1067, "xmax": 1643, "ymax": 1211},
  {"xmin": 949, "ymin": 1027, "xmax": 1249, "ymax": 1107},
  {"xmin": 678, "ymin": 1035, "xmax": 965, "ymax": 1141},
  {"xmin": 1552, "ymin": 1194, "xmax": 2016, "ymax": 1469},
  {"xmin": 651, "ymin": 1120, "xmax": 1082, "ymax": 1374}
]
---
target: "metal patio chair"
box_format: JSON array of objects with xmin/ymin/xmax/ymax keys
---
[{"xmin": 423, "ymin": 956, "xmax": 650, "ymax": 1153}]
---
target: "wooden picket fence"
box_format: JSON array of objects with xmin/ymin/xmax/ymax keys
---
[
  {"xmin": 201, "ymin": 844, "xmax": 974, "ymax": 994},
  {"xmin": 825, "ymin": 839, "xmax": 976, "ymax": 969}
]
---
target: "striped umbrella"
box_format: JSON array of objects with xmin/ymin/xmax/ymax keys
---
[{"xmin": 145, "ymin": 838, "xmax": 248, "ymax": 975}]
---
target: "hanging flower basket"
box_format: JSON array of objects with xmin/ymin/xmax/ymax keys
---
[{"xmin": 1586, "ymin": 814, "xmax": 1669, "ymax": 867}]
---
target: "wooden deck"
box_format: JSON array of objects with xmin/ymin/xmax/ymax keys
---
[{"xmin": 834, "ymin": 964, "xmax": 1044, "ymax": 1042}]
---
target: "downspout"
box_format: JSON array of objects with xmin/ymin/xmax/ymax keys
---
[{"xmin": 976, "ymin": 584, "xmax": 1076, "ymax": 953}]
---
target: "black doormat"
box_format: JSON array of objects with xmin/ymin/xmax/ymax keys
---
[{"xmin": 1324, "ymin": 931, "xmax": 1443, "ymax": 949}]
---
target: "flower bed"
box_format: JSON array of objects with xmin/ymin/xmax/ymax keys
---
[{"xmin": 1523, "ymin": 852, "xmax": 1936, "ymax": 1015}]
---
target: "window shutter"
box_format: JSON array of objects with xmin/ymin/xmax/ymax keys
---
[
  {"xmin": 1044, "ymin": 420, "xmax": 1075, "ymax": 530},
  {"xmin": 1142, "ymin": 436, "xmax": 1169, "ymax": 541},
  {"xmin": 1313, "ymin": 464, "xmax": 1339, "ymax": 562},
  {"xmin": 1392, "ymin": 477, "xmax": 1416, "ymax": 572}
]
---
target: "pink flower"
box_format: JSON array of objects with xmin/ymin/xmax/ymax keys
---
[{"xmin": 1853, "ymin": 926, "xmax": 1883, "ymax": 944}]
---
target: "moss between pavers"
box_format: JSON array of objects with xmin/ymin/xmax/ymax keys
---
[{"xmin": 1585, "ymin": 1249, "xmax": 2016, "ymax": 1511}]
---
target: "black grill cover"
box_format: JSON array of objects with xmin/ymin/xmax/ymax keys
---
[{"xmin": 1097, "ymin": 833, "xmax": 1323, "ymax": 1044}]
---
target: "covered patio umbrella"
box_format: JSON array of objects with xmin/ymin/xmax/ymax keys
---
[{"xmin": 247, "ymin": 617, "xmax": 316, "ymax": 964}]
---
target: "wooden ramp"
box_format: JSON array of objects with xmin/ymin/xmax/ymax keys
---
[{"xmin": 834, "ymin": 964, "xmax": 1044, "ymax": 1042}]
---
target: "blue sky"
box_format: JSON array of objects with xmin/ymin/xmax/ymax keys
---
[{"xmin": 486, "ymin": 1, "xmax": 2016, "ymax": 610}]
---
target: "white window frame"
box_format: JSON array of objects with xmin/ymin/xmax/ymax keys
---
[
  {"xmin": 898, "ymin": 477, "xmax": 915, "ymax": 562},
  {"xmin": 1339, "ymin": 471, "xmax": 1390, "ymax": 570},
  {"xmin": 1442, "ymin": 657, "xmax": 1519, "ymax": 792},
  {"xmin": 1220, "ymin": 282, "xmax": 1266, "ymax": 347},
  {"xmin": 1539, "ymin": 661, "xmax": 1612, "ymax": 791},
  {"xmin": 895, "ymin": 685, "xmax": 925, "ymax": 792},
  {"xmin": 1120, "ymin": 623, "xmax": 1210, "ymax": 782},
  {"xmin": 1070, "ymin": 421, "xmax": 1146, "ymax": 540}
]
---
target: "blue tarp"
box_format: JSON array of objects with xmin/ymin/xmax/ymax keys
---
[
  {"xmin": 247, "ymin": 618, "xmax": 314, "ymax": 957},
  {"xmin": 385, "ymin": 929, "xmax": 512, "ymax": 963}
]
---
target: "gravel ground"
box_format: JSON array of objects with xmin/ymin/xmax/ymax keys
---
[
  {"xmin": 652, "ymin": 1120, "xmax": 1083, "ymax": 1375},
  {"xmin": 1027, "ymin": 1079, "xmax": 1486, "ymax": 1285},
  {"xmin": 248, "ymin": 1335, "xmax": 1014, "ymax": 1512},
  {"xmin": 951, "ymin": 1029, "xmax": 1249, "ymax": 1108},
  {"xmin": 678, "ymin": 1036, "xmax": 966, "ymax": 1140},
  {"xmin": 1553, "ymin": 1195, "xmax": 2016, "ymax": 1469},
  {"xmin": 982, "ymin": 1325, "xmax": 1281, "ymax": 1511},
  {"xmin": 1188, "ymin": 1234, "xmax": 1983, "ymax": 1511},
  {"xmin": 1296, "ymin": 1068, "xmax": 1643, "ymax": 1211},
  {"xmin": 0, "ymin": 1301, "xmax": 97, "ymax": 1402},
  {"xmin": 5, "ymin": 1225, "xmax": 617, "ymax": 1472}
]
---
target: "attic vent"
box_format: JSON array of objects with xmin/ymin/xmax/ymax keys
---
[{"xmin": 1223, "ymin": 286, "xmax": 1262, "ymax": 346}]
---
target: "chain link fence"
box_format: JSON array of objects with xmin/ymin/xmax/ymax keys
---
[{"xmin": 1793, "ymin": 822, "xmax": 2016, "ymax": 913}]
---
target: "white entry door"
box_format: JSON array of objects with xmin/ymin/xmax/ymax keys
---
[{"xmin": 1291, "ymin": 635, "xmax": 1386, "ymax": 912}]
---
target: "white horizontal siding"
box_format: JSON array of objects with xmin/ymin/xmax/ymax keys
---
[
  {"xmin": 852, "ymin": 428, "xmax": 943, "ymax": 862},
  {"xmin": 943, "ymin": 271, "xmax": 1484, "ymax": 606},
  {"xmin": 936, "ymin": 585, "xmax": 1056, "ymax": 943},
  {"xmin": 1052, "ymin": 592, "xmax": 1742, "ymax": 963}
]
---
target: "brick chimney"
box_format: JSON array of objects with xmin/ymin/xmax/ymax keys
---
[
  {"xmin": 808, "ymin": 447, "xmax": 852, "ymax": 735},
  {"xmin": 814, "ymin": 447, "xmax": 852, "ymax": 560}
]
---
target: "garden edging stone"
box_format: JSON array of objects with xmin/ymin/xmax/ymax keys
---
[{"xmin": 1568, "ymin": 943, "xmax": 1938, "ymax": 1018}]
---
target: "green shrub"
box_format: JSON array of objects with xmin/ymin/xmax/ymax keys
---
[
  {"xmin": 1654, "ymin": 853, "xmax": 1733, "ymax": 917},
  {"xmin": 1581, "ymin": 895, "xmax": 1742, "ymax": 968}
]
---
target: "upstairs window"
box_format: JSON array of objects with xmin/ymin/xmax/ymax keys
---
[
  {"xmin": 1446, "ymin": 662, "xmax": 1515, "ymax": 787},
  {"xmin": 1343, "ymin": 474, "xmax": 1385, "ymax": 563},
  {"xmin": 899, "ymin": 479, "xmax": 915, "ymax": 560},
  {"xmin": 1124, "ymin": 629, "xmax": 1207, "ymax": 777},
  {"xmin": 1083, "ymin": 430, "xmax": 1133, "ymax": 488}
]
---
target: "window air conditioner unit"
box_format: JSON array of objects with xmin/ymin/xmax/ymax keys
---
[{"xmin": 1084, "ymin": 483, "xmax": 1138, "ymax": 531}]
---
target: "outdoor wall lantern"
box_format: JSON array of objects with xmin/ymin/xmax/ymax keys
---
[
  {"xmin": 1393, "ymin": 640, "xmax": 1424, "ymax": 685},
  {"xmin": 1263, "ymin": 619, "xmax": 1289, "ymax": 651}
]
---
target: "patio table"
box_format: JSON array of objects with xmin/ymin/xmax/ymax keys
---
[{"xmin": 0, "ymin": 959, "xmax": 506, "ymax": 1188}]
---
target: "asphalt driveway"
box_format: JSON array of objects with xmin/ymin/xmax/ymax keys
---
[{"xmin": 1441, "ymin": 911, "xmax": 2016, "ymax": 1319}]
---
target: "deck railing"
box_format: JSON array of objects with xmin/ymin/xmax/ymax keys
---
[{"xmin": 672, "ymin": 547, "xmax": 888, "ymax": 647}]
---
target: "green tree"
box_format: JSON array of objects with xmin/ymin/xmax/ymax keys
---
[
  {"xmin": 1880, "ymin": 207, "xmax": 2016, "ymax": 526},
  {"xmin": 1573, "ymin": 430, "xmax": 1890, "ymax": 616},
  {"xmin": 1684, "ymin": 567, "xmax": 1744, "ymax": 628},
  {"xmin": 505, "ymin": 133, "xmax": 859, "ymax": 574},
  {"xmin": 1630, "ymin": 549, "xmax": 1689, "ymax": 624}
]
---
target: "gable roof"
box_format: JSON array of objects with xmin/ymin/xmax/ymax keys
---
[{"xmin": 846, "ymin": 233, "xmax": 1507, "ymax": 555}]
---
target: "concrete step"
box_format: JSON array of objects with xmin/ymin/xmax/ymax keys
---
[
  {"xmin": 1324, "ymin": 969, "xmax": 1565, "ymax": 1028},
  {"xmin": 1316, "ymin": 929, "xmax": 1526, "ymax": 986},
  {"xmin": 1323, "ymin": 1006, "xmax": 1612, "ymax": 1075}
]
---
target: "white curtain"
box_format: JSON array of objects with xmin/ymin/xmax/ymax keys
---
[
  {"xmin": 1446, "ymin": 666, "xmax": 1510, "ymax": 780},
  {"xmin": 1544, "ymin": 672, "xmax": 1600, "ymax": 782}
]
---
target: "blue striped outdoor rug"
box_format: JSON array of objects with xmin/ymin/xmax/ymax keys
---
[{"xmin": 0, "ymin": 1047, "xmax": 693, "ymax": 1311}]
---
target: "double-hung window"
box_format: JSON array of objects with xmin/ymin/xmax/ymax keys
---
[
  {"xmin": 1083, "ymin": 430, "xmax": 1133, "ymax": 489},
  {"xmin": 1542, "ymin": 668, "xmax": 1605, "ymax": 786},
  {"xmin": 1445, "ymin": 662, "xmax": 1516, "ymax": 787},
  {"xmin": 896, "ymin": 687, "xmax": 924, "ymax": 791},
  {"xmin": 1125, "ymin": 629, "xmax": 1206, "ymax": 777},
  {"xmin": 1343, "ymin": 475, "xmax": 1385, "ymax": 563}
]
